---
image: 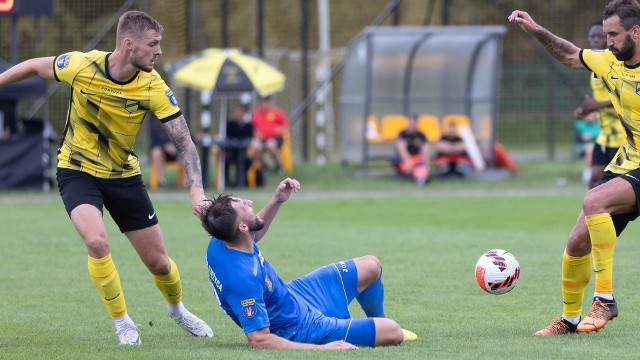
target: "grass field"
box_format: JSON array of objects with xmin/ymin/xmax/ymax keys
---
[{"xmin": 2, "ymin": 160, "xmax": 640, "ymax": 359}]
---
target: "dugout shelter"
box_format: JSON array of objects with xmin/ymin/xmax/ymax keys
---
[{"xmin": 339, "ymin": 26, "xmax": 507, "ymax": 169}]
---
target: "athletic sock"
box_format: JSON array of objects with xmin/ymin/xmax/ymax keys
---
[
  {"xmin": 88, "ymin": 254, "xmax": 127, "ymax": 318},
  {"xmin": 561, "ymin": 250, "xmax": 591, "ymax": 318},
  {"xmin": 585, "ymin": 213, "xmax": 616, "ymax": 295},
  {"xmin": 152, "ymin": 257, "xmax": 183, "ymax": 304},
  {"xmin": 356, "ymin": 273, "xmax": 386, "ymax": 318},
  {"xmin": 167, "ymin": 301, "xmax": 186, "ymax": 318},
  {"xmin": 594, "ymin": 292, "xmax": 614, "ymax": 301},
  {"xmin": 113, "ymin": 313, "xmax": 134, "ymax": 328},
  {"xmin": 561, "ymin": 315, "xmax": 580, "ymax": 325}
]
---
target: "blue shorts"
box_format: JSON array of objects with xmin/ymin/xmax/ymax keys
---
[{"xmin": 287, "ymin": 259, "xmax": 376, "ymax": 347}]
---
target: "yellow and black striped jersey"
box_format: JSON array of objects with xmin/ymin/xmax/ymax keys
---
[
  {"xmin": 54, "ymin": 50, "xmax": 181, "ymax": 178},
  {"xmin": 590, "ymin": 73, "xmax": 623, "ymax": 148},
  {"xmin": 580, "ymin": 49, "xmax": 640, "ymax": 174}
]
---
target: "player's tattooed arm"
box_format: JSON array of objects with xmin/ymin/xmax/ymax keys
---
[
  {"xmin": 531, "ymin": 25, "xmax": 583, "ymax": 69},
  {"xmin": 508, "ymin": 10, "xmax": 583, "ymax": 69},
  {"xmin": 162, "ymin": 114, "xmax": 203, "ymax": 189}
]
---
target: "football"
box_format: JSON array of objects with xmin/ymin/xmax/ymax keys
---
[{"xmin": 475, "ymin": 249, "xmax": 520, "ymax": 295}]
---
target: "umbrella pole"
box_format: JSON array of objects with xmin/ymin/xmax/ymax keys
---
[{"xmin": 217, "ymin": 96, "xmax": 228, "ymax": 193}]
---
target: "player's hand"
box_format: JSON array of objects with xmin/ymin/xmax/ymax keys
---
[
  {"xmin": 274, "ymin": 178, "xmax": 300, "ymax": 203},
  {"xmin": 581, "ymin": 97, "xmax": 599, "ymax": 113},
  {"xmin": 508, "ymin": 10, "xmax": 538, "ymax": 33},
  {"xmin": 573, "ymin": 106, "xmax": 585, "ymax": 118},
  {"xmin": 320, "ymin": 340, "xmax": 358, "ymax": 350},
  {"xmin": 189, "ymin": 185, "xmax": 207, "ymax": 217}
]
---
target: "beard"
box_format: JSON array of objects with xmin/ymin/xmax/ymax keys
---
[
  {"xmin": 134, "ymin": 60, "xmax": 154, "ymax": 72},
  {"xmin": 610, "ymin": 34, "xmax": 636, "ymax": 62},
  {"xmin": 248, "ymin": 216, "xmax": 265, "ymax": 232}
]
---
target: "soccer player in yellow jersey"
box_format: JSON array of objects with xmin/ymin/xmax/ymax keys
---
[
  {"xmin": 509, "ymin": 0, "xmax": 640, "ymax": 335},
  {"xmin": 574, "ymin": 20, "xmax": 624, "ymax": 189},
  {"xmin": 0, "ymin": 11, "xmax": 212, "ymax": 344}
]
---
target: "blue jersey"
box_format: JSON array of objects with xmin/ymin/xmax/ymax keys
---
[
  {"xmin": 206, "ymin": 237, "xmax": 377, "ymax": 346},
  {"xmin": 205, "ymin": 239, "xmax": 304, "ymax": 338}
]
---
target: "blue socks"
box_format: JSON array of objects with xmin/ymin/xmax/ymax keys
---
[{"xmin": 356, "ymin": 273, "xmax": 386, "ymax": 317}]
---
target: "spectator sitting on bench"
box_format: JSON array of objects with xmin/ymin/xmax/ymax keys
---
[
  {"xmin": 390, "ymin": 114, "xmax": 431, "ymax": 186},
  {"xmin": 149, "ymin": 113, "xmax": 179, "ymax": 187},
  {"xmin": 226, "ymin": 104, "xmax": 255, "ymax": 187},
  {"xmin": 435, "ymin": 122, "xmax": 471, "ymax": 179},
  {"xmin": 251, "ymin": 95, "xmax": 289, "ymax": 176}
]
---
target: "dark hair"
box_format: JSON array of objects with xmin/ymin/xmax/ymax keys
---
[
  {"xmin": 603, "ymin": 0, "xmax": 640, "ymax": 30},
  {"xmin": 199, "ymin": 194, "xmax": 239, "ymax": 241},
  {"xmin": 117, "ymin": 10, "xmax": 164, "ymax": 43}
]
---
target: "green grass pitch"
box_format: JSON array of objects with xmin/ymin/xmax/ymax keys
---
[{"xmin": 2, "ymin": 161, "xmax": 640, "ymax": 359}]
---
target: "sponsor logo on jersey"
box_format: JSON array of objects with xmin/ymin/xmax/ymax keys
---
[
  {"xmin": 101, "ymin": 86, "xmax": 123, "ymax": 96},
  {"xmin": 636, "ymin": 83, "xmax": 640, "ymax": 96},
  {"xmin": 208, "ymin": 266, "xmax": 222, "ymax": 291},
  {"xmin": 165, "ymin": 88, "xmax": 178, "ymax": 106},
  {"xmin": 241, "ymin": 298, "xmax": 256, "ymax": 318},
  {"xmin": 56, "ymin": 54, "xmax": 71, "ymax": 69}
]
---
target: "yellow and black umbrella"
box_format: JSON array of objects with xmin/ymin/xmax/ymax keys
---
[{"xmin": 172, "ymin": 48, "xmax": 285, "ymax": 97}]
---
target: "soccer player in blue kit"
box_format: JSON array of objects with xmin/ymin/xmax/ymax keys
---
[{"xmin": 199, "ymin": 178, "xmax": 417, "ymax": 349}]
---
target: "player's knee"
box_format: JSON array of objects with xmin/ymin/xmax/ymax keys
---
[
  {"xmin": 357, "ymin": 255, "xmax": 382, "ymax": 282},
  {"xmin": 84, "ymin": 234, "xmax": 110, "ymax": 258},
  {"xmin": 567, "ymin": 231, "xmax": 591, "ymax": 256},
  {"xmin": 374, "ymin": 318, "xmax": 403, "ymax": 346},
  {"xmin": 362, "ymin": 254, "xmax": 381, "ymax": 269},
  {"xmin": 582, "ymin": 187, "xmax": 611, "ymax": 215},
  {"xmin": 146, "ymin": 255, "xmax": 171, "ymax": 275}
]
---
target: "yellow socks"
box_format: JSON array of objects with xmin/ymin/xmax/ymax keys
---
[
  {"xmin": 88, "ymin": 254, "xmax": 127, "ymax": 318},
  {"xmin": 152, "ymin": 257, "xmax": 183, "ymax": 304},
  {"xmin": 561, "ymin": 250, "xmax": 591, "ymax": 318},
  {"xmin": 585, "ymin": 213, "xmax": 616, "ymax": 294}
]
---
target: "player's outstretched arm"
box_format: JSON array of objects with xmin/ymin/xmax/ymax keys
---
[
  {"xmin": 246, "ymin": 328, "xmax": 357, "ymax": 350},
  {"xmin": 508, "ymin": 10, "xmax": 583, "ymax": 69},
  {"xmin": 0, "ymin": 57, "xmax": 55, "ymax": 86},
  {"xmin": 162, "ymin": 115, "xmax": 206, "ymax": 216},
  {"xmin": 581, "ymin": 96, "xmax": 613, "ymax": 113},
  {"xmin": 253, "ymin": 178, "xmax": 300, "ymax": 242}
]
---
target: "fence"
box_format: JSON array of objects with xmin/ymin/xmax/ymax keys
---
[{"xmin": 0, "ymin": 0, "xmax": 608, "ymax": 165}]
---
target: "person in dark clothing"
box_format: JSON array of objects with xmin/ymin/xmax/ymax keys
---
[{"xmin": 226, "ymin": 104, "xmax": 255, "ymax": 187}]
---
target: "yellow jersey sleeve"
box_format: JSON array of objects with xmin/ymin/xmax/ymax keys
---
[
  {"xmin": 149, "ymin": 77, "xmax": 181, "ymax": 122},
  {"xmin": 579, "ymin": 49, "xmax": 613, "ymax": 77}
]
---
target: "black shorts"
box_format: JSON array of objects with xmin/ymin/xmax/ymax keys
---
[
  {"xmin": 592, "ymin": 144, "xmax": 619, "ymax": 166},
  {"xmin": 56, "ymin": 168, "xmax": 158, "ymax": 232},
  {"xmin": 600, "ymin": 169, "xmax": 640, "ymax": 236}
]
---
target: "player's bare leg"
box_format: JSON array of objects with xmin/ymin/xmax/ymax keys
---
[
  {"xmin": 71, "ymin": 204, "xmax": 140, "ymax": 344},
  {"xmin": 577, "ymin": 179, "xmax": 632, "ymax": 332},
  {"xmin": 126, "ymin": 226, "xmax": 213, "ymax": 338}
]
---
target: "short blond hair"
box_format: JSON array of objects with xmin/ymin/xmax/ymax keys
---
[{"xmin": 116, "ymin": 10, "xmax": 163, "ymax": 43}]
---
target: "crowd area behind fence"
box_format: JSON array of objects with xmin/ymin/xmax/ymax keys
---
[{"xmin": 0, "ymin": 0, "xmax": 607, "ymax": 164}]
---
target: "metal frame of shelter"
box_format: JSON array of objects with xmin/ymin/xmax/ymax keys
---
[{"xmin": 338, "ymin": 26, "xmax": 507, "ymax": 171}]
